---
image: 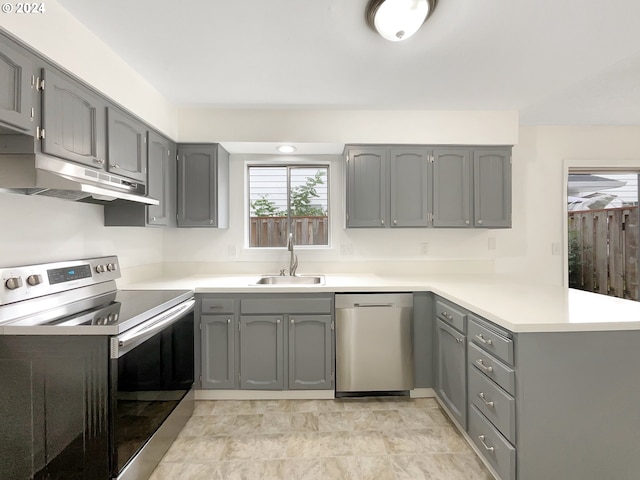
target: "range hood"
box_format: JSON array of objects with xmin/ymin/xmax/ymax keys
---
[{"xmin": 0, "ymin": 153, "xmax": 158, "ymax": 206}]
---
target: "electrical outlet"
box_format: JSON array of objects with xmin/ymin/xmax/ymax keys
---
[
  {"xmin": 420, "ymin": 243, "xmax": 429, "ymax": 255},
  {"xmin": 488, "ymin": 237, "xmax": 496, "ymax": 250},
  {"xmin": 340, "ymin": 244, "xmax": 353, "ymax": 256}
]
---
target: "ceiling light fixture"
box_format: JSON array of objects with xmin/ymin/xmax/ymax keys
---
[
  {"xmin": 277, "ymin": 145, "xmax": 297, "ymax": 153},
  {"xmin": 366, "ymin": 0, "xmax": 437, "ymax": 42}
]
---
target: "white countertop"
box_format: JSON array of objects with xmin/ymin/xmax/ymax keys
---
[{"xmin": 119, "ymin": 273, "xmax": 640, "ymax": 333}]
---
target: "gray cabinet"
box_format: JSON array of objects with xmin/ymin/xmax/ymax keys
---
[
  {"xmin": 197, "ymin": 293, "xmax": 334, "ymax": 391},
  {"xmin": 432, "ymin": 148, "xmax": 472, "ymax": 227},
  {"xmin": 106, "ymin": 107, "xmax": 147, "ymax": 183},
  {"xmin": 390, "ymin": 147, "xmax": 431, "ymax": 227},
  {"xmin": 346, "ymin": 147, "xmax": 387, "ymax": 227},
  {"xmin": 436, "ymin": 318, "xmax": 467, "ymax": 429},
  {"xmin": 346, "ymin": 146, "xmax": 431, "ymax": 228},
  {"xmin": 288, "ymin": 315, "xmax": 332, "ymax": 390},
  {"xmin": 239, "ymin": 315, "xmax": 284, "ymax": 390},
  {"xmin": 41, "ymin": 68, "xmax": 107, "ymax": 168},
  {"xmin": 103, "ymin": 132, "xmax": 176, "ymax": 227},
  {"xmin": 473, "ymin": 148, "xmax": 512, "ymax": 228},
  {"xmin": 177, "ymin": 144, "xmax": 229, "ymax": 228},
  {"xmin": 201, "ymin": 314, "xmax": 237, "ymax": 389},
  {"xmin": 0, "ymin": 42, "xmax": 33, "ymax": 133}
]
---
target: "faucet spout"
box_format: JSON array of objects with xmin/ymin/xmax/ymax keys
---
[{"xmin": 287, "ymin": 233, "xmax": 298, "ymax": 276}]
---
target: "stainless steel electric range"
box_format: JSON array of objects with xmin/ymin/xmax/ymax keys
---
[{"xmin": 0, "ymin": 256, "xmax": 195, "ymax": 480}]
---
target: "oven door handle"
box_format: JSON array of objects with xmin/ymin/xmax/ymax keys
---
[{"xmin": 111, "ymin": 299, "xmax": 195, "ymax": 358}]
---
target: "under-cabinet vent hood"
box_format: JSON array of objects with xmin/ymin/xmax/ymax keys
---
[{"xmin": 0, "ymin": 153, "xmax": 158, "ymax": 206}]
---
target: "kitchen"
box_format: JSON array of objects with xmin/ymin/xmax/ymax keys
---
[{"xmin": 2, "ymin": 1, "xmax": 640, "ymax": 479}]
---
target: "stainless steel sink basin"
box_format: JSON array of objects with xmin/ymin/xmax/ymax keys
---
[{"xmin": 254, "ymin": 275, "xmax": 324, "ymax": 285}]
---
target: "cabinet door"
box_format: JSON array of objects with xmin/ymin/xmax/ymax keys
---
[
  {"xmin": 0, "ymin": 44, "xmax": 32, "ymax": 132},
  {"xmin": 201, "ymin": 315, "xmax": 237, "ymax": 389},
  {"xmin": 346, "ymin": 147, "xmax": 387, "ymax": 227},
  {"xmin": 107, "ymin": 107, "xmax": 147, "ymax": 183},
  {"xmin": 240, "ymin": 316, "xmax": 283, "ymax": 390},
  {"xmin": 432, "ymin": 148, "xmax": 472, "ymax": 227},
  {"xmin": 473, "ymin": 148, "xmax": 512, "ymax": 228},
  {"xmin": 146, "ymin": 132, "xmax": 171, "ymax": 226},
  {"xmin": 436, "ymin": 319, "xmax": 467, "ymax": 428},
  {"xmin": 288, "ymin": 315, "xmax": 333, "ymax": 390},
  {"xmin": 390, "ymin": 147, "xmax": 431, "ymax": 227},
  {"xmin": 41, "ymin": 68, "xmax": 106, "ymax": 168},
  {"xmin": 177, "ymin": 144, "xmax": 218, "ymax": 227}
]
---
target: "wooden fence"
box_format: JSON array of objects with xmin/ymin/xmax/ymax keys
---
[
  {"xmin": 568, "ymin": 207, "xmax": 639, "ymax": 300},
  {"xmin": 250, "ymin": 216, "xmax": 328, "ymax": 247}
]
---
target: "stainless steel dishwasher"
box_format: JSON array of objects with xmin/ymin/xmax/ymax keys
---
[{"xmin": 335, "ymin": 293, "xmax": 414, "ymax": 395}]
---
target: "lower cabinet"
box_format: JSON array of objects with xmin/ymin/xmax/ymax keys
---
[
  {"xmin": 435, "ymin": 318, "xmax": 467, "ymax": 429},
  {"xmin": 198, "ymin": 294, "xmax": 334, "ymax": 391},
  {"xmin": 240, "ymin": 315, "xmax": 284, "ymax": 390}
]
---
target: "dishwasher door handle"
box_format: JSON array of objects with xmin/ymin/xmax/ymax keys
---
[{"xmin": 353, "ymin": 303, "xmax": 395, "ymax": 308}]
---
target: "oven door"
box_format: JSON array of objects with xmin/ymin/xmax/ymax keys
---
[{"xmin": 110, "ymin": 298, "xmax": 195, "ymax": 479}]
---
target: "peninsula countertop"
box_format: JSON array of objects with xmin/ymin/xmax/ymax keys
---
[{"xmin": 118, "ymin": 272, "xmax": 640, "ymax": 333}]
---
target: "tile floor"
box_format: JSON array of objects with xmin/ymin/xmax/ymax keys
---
[{"xmin": 150, "ymin": 397, "xmax": 493, "ymax": 480}]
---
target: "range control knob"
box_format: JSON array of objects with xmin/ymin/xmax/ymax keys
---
[
  {"xmin": 107, "ymin": 263, "xmax": 118, "ymax": 272},
  {"xmin": 5, "ymin": 277, "xmax": 24, "ymax": 290},
  {"xmin": 96, "ymin": 316, "xmax": 106, "ymax": 325},
  {"xmin": 107, "ymin": 313, "xmax": 119, "ymax": 323},
  {"xmin": 27, "ymin": 274, "xmax": 43, "ymax": 286},
  {"xmin": 96, "ymin": 264, "xmax": 106, "ymax": 274}
]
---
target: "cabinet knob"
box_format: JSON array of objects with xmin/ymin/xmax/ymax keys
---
[
  {"xmin": 380, "ymin": 219, "xmax": 385, "ymax": 225},
  {"xmin": 151, "ymin": 217, "xmax": 156, "ymax": 221},
  {"xmin": 465, "ymin": 220, "xmax": 470, "ymax": 225},
  {"xmin": 95, "ymin": 158, "xmax": 105, "ymax": 165},
  {"xmin": 478, "ymin": 220, "xmax": 483, "ymax": 225},
  {"xmin": 393, "ymin": 220, "xmax": 397, "ymax": 225},
  {"xmin": 227, "ymin": 318, "xmax": 231, "ymax": 324},
  {"xmin": 456, "ymin": 337, "xmax": 464, "ymax": 344},
  {"xmin": 111, "ymin": 164, "xmax": 119, "ymax": 169},
  {"xmin": 291, "ymin": 318, "xmax": 295, "ymax": 324},
  {"xmin": 209, "ymin": 220, "xmax": 214, "ymax": 225},
  {"xmin": 276, "ymin": 319, "xmax": 280, "ymax": 324}
]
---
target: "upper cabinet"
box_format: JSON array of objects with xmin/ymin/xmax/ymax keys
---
[
  {"xmin": 106, "ymin": 107, "xmax": 147, "ymax": 183},
  {"xmin": 473, "ymin": 148, "xmax": 512, "ymax": 228},
  {"xmin": 346, "ymin": 146, "xmax": 431, "ymax": 228},
  {"xmin": 432, "ymin": 148, "xmax": 472, "ymax": 227},
  {"xmin": 41, "ymin": 68, "xmax": 107, "ymax": 169},
  {"xmin": 177, "ymin": 144, "xmax": 229, "ymax": 228},
  {"xmin": 0, "ymin": 42, "xmax": 33, "ymax": 133},
  {"xmin": 346, "ymin": 147, "xmax": 387, "ymax": 227},
  {"xmin": 346, "ymin": 144, "xmax": 512, "ymax": 229},
  {"xmin": 103, "ymin": 132, "xmax": 176, "ymax": 227}
]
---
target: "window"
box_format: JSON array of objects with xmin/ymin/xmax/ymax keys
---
[
  {"xmin": 567, "ymin": 170, "xmax": 639, "ymax": 300},
  {"xmin": 248, "ymin": 165, "xmax": 329, "ymax": 248}
]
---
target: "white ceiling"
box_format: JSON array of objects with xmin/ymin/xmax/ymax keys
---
[{"xmin": 56, "ymin": 0, "xmax": 640, "ymax": 125}]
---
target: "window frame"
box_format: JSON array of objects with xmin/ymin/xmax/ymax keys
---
[{"xmin": 245, "ymin": 160, "xmax": 332, "ymax": 250}]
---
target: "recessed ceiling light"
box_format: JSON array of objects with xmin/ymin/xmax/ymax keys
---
[
  {"xmin": 366, "ymin": 0, "xmax": 437, "ymax": 42},
  {"xmin": 277, "ymin": 145, "xmax": 297, "ymax": 153}
]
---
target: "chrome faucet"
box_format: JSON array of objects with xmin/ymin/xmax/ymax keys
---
[{"xmin": 287, "ymin": 232, "xmax": 298, "ymax": 276}]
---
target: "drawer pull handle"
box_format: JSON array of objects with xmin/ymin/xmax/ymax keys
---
[
  {"xmin": 475, "ymin": 334, "xmax": 493, "ymax": 345},
  {"xmin": 475, "ymin": 359, "xmax": 494, "ymax": 372},
  {"xmin": 478, "ymin": 435, "xmax": 495, "ymax": 453},
  {"xmin": 478, "ymin": 392, "xmax": 495, "ymax": 408},
  {"xmin": 208, "ymin": 305, "xmax": 224, "ymax": 310}
]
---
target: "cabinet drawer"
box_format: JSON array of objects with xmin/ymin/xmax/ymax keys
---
[
  {"xmin": 202, "ymin": 298, "xmax": 235, "ymax": 314},
  {"xmin": 468, "ymin": 315, "xmax": 514, "ymax": 365},
  {"xmin": 435, "ymin": 299, "xmax": 467, "ymax": 333},
  {"xmin": 241, "ymin": 297, "xmax": 332, "ymax": 315},
  {"xmin": 468, "ymin": 366, "xmax": 516, "ymax": 443},
  {"xmin": 468, "ymin": 342, "xmax": 515, "ymax": 396},
  {"xmin": 468, "ymin": 405, "xmax": 516, "ymax": 480}
]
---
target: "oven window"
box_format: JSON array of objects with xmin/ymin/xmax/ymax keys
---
[{"xmin": 114, "ymin": 312, "xmax": 194, "ymax": 473}]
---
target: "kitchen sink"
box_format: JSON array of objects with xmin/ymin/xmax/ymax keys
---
[{"xmin": 254, "ymin": 275, "xmax": 324, "ymax": 285}]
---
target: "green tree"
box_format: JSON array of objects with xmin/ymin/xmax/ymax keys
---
[
  {"xmin": 251, "ymin": 195, "xmax": 282, "ymax": 217},
  {"xmin": 290, "ymin": 170, "xmax": 327, "ymax": 216}
]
